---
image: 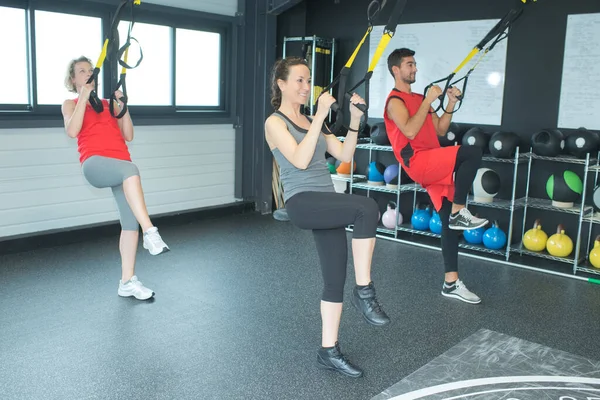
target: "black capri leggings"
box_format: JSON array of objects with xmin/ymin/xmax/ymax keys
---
[
  {"xmin": 438, "ymin": 145, "xmax": 483, "ymax": 273},
  {"xmin": 285, "ymin": 191, "xmax": 379, "ymax": 303}
]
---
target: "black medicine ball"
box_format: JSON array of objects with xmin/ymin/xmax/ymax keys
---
[
  {"xmin": 565, "ymin": 127, "xmax": 599, "ymax": 159},
  {"xmin": 439, "ymin": 122, "xmax": 463, "ymax": 147},
  {"xmin": 370, "ymin": 122, "xmax": 390, "ymax": 146},
  {"xmin": 489, "ymin": 131, "xmax": 520, "ymax": 159},
  {"xmin": 531, "ymin": 128, "xmax": 564, "ymax": 157},
  {"xmin": 593, "ymin": 185, "xmax": 600, "ymax": 212},
  {"xmin": 462, "ymin": 127, "xmax": 489, "ymax": 153}
]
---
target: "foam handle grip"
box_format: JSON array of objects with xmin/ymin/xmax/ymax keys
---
[{"xmin": 330, "ymin": 93, "xmax": 368, "ymax": 112}]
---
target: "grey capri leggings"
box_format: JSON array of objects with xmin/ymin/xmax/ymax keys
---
[{"xmin": 82, "ymin": 156, "xmax": 140, "ymax": 231}]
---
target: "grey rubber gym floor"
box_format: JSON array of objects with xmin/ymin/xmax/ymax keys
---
[{"xmin": 1, "ymin": 212, "xmax": 599, "ymax": 400}]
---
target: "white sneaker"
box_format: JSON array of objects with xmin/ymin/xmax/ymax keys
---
[
  {"xmin": 449, "ymin": 208, "xmax": 489, "ymax": 231},
  {"xmin": 118, "ymin": 276, "xmax": 155, "ymax": 300},
  {"xmin": 143, "ymin": 227, "xmax": 169, "ymax": 255},
  {"xmin": 442, "ymin": 279, "xmax": 481, "ymax": 304}
]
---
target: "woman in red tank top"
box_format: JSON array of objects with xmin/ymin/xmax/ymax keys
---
[{"xmin": 61, "ymin": 56, "xmax": 170, "ymax": 301}]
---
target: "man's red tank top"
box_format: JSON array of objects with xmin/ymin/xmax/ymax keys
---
[
  {"xmin": 73, "ymin": 98, "xmax": 131, "ymax": 164},
  {"xmin": 383, "ymin": 88, "xmax": 439, "ymax": 168}
]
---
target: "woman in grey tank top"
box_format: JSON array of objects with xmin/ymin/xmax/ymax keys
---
[{"xmin": 265, "ymin": 57, "xmax": 391, "ymax": 379}]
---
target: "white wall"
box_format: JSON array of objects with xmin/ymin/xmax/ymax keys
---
[
  {"xmin": 0, "ymin": 125, "xmax": 239, "ymax": 239},
  {"xmin": 144, "ymin": 0, "xmax": 238, "ymax": 16}
]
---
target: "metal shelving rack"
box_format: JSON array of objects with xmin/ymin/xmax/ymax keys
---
[
  {"xmin": 282, "ymin": 36, "xmax": 336, "ymax": 117},
  {"xmin": 332, "ymin": 138, "xmax": 600, "ymax": 279}
]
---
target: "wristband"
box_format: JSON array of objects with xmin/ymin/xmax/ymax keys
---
[{"xmin": 347, "ymin": 127, "xmax": 359, "ymax": 133}]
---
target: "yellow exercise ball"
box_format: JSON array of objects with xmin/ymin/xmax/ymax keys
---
[
  {"xmin": 589, "ymin": 235, "xmax": 600, "ymax": 269},
  {"xmin": 546, "ymin": 224, "xmax": 573, "ymax": 257},
  {"xmin": 523, "ymin": 219, "xmax": 548, "ymax": 252}
]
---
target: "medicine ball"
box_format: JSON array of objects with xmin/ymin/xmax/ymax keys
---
[
  {"xmin": 565, "ymin": 127, "xmax": 599, "ymax": 159},
  {"xmin": 462, "ymin": 127, "xmax": 489, "ymax": 153},
  {"xmin": 546, "ymin": 170, "xmax": 583, "ymax": 206},
  {"xmin": 489, "ymin": 131, "xmax": 520, "ymax": 159},
  {"xmin": 370, "ymin": 122, "xmax": 390, "ymax": 146},
  {"xmin": 439, "ymin": 122, "xmax": 463, "ymax": 147},
  {"xmin": 365, "ymin": 161, "xmax": 386, "ymax": 185},
  {"xmin": 531, "ymin": 128, "xmax": 564, "ymax": 157},
  {"xmin": 593, "ymin": 185, "xmax": 600, "ymax": 212},
  {"xmin": 335, "ymin": 160, "xmax": 356, "ymax": 177},
  {"xmin": 383, "ymin": 164, "xmax": 399, "ymax": 188},
  {"xmin": 472, "ymin": 168, "xmax": 501, "ymax": 202}
]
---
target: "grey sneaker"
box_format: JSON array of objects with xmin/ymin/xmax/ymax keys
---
[
  {"xmin": 442, "ymin": 279, "xmax": 481, "ymax": 304},
  {"xmin": 449, "ymin": 208, "xmax": 488, "ymax": 231},
  {"xmin": 143, "ymin": 227, "xmax": 169, "ymax": 255},
  {"xmin": 118, "ymin": 276, "xmax": 155, "ymax": 300}
]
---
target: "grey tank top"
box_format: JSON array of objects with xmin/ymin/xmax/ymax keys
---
[{"xmin": 270, "ymin": 111, "xmax": 335, "ymax": 203}]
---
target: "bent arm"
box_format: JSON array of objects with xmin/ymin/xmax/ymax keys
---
[
  {"xmin": 324, "ymin": 116, "xmax": 361, "ymax": 162},
  {"xmin": 114, "ymin": 100, "xmax": 134, "ymax": 142},
  {"xmin": 386, "ymin": 98, "xmax": 432, "ymax": 140},
  {"xmin": 62, "ymin": 99, "xmax": 88, "ymax": 138},
  {"xmin": 430, "ymin": 101, "xmax": 457, "ymax": 137},
  {"xmin": 265, "ymin": 113, "xmax": 327, "ymax": 170}
]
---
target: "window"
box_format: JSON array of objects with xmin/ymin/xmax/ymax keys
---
[
  {"xmin": 35, "ymin": 10, "xmax": 103, "ymax": 105},
  {"xmin": 0, "ymin": 6, "xmax": 28, "ymax": 104},
  {"xmin": 176, "ymin": 28, "xmax": 221, "ymax": 107},
  {"xmin": 117, "ymin": 21, "xmax": 171, "ymax": 106}
]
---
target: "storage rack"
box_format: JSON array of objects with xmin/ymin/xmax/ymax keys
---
[{"xmin": 332, "ymin": 137, "xmax": 600, "ymax": 280}]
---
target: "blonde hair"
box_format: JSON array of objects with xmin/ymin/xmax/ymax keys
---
[{"xmin": 64, "ymin": 56, "xmax": 93, "ymax": 93}]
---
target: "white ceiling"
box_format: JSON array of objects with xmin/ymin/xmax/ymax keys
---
[{"xmin": 142, "ymin": 0, "xmax": 238, "ymax": 16}]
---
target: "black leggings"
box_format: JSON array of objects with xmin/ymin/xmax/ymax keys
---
[
  {"xmin": 438, "ymin": 145, "xmax": 483, "ymax": 273},
  {"xmin": 453, "ymin": 145, "xmax": 483, "ymax": 206},
  {"xmin": 285, "ymin": 191, "xmax": 379, "ymax": 303}
]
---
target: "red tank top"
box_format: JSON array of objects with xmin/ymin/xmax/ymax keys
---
[
  {"xmin": 73, "ymin": 98, "xmax": 131, "ymax": 164},
  {"xmin": 383, "ymin": 88, "xmax": 439, "ymax": 167}
]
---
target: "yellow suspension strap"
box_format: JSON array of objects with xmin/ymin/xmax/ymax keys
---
[
  {"xmin": 323, "ymin": 0, "xmax": 407, "ymax": 135},
  {"xmin": 87, "ymin": 0, "xmax": 143, "ymax": 118},
  {"xmin": 424, "ymin": 0, "xmax": 538, "ymax": 114}
]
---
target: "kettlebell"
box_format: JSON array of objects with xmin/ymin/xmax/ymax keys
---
[
  {"xmin": 546, "ymin": 224, "xmax": 573, "ymax": 257},
  {"xmin": 411, "ymin": 204, "xmax": 431, "ymax": 231},
  {"xmin": 382, "ymin": 201, "xmax": 403, "ymax": 229},
  {"xmin": 589, "ymin": 235, "xmax": 600, "ymax": 269},
  {"xmin": 482, "ymin": 221, "xmax": 507, "ymax": 250},
  {"xmin": 429, "ymin": 211, "xmax": 442, "ymax": 234},
  {"xmin": 522, "ymin": 219, "xmax": 548, "ymax": 252},
  {"xmin": 463, "ymin": 226, "xmax": 485, "ymax": 244}
]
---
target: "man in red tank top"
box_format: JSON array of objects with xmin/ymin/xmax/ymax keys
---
[{"xmin": 384, "ymin": 48, "xmax": 489, "ymax": 305}]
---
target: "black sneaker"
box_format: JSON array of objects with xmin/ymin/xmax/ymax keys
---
[
  {"xmin": 317, "ymin": 342, "xmax": 363, "ymax": 378},
  {"xmin": 351, "ymin": 282, "xmax": 391, "ymax": 326},
  {"xmin": 449, "ymin": 208, "xmax": 489, "ymax": 231}
]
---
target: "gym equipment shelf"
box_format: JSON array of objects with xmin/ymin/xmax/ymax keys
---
[{"xmin": 333, "ymin": 135, "xmax": 600, "ymax": 281}]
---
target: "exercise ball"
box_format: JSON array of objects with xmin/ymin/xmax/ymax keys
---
[
  {"xmin": 546, "ymin": 170, "xmax": 583, "ymax": 208},
  {"xmin": 462, "ymin": 127, "xmax": 489, "ymax": 153},
  {"xmin": 411, "ymin": 206, "xmax": 431, "ymax": 231},
  {"xmin": 565, "ymin": 127, "xmax": 599, "ymax": 159},
  {"xmin": 383, "ymin": 164, "xmax": 399, "ymax": 188},
  {"xmin": 590, "ymin": 236, "xmax": 600, "ymax": 269},
  {"xmin": 522, "ymin": 219, "xmax": 548, "ymax": 252},
  {"xmin": 531, "ymin": 129, "xmax": 565, "ymax": 157},
  {"xmin": 546, "ymin": 224, "xmax": 573, "ymax": 257},
  {"xmin": 482, "ymin": 221, "xmax": 507, "ymax": 250},
  {"xmin": 593, "ymin": 185, "xmax": 600, "ymax": 212},
  {"xmin": 439, "ymin": 122, "xmax": 463, "ymax": 147},
  {"xmin": 489, "ymin": 131, "xmax": 520, "ymax": 159},
  {"xmin": 429, "ymin": 211, "xmax": 442, "ymax": 234},
  {"xmin": 335, "ymin": 160, "xmax": 356, "ymax": 177},
  {"xmin": 382, "ymin": 201, "xmax": 403, "ymax": 229},
  {"xmin": 370, "ymin": 122, "xmax": 390, "ymax": 146},
  {"xmin": 472, "ymin": 168, "xmax": 500, "ymax": 203},
  {"xmin": 365, "ymin": 161, "xmax": 386, "ymax": 185},
  {"xmin": 463, "ymin": 226, "xmax": 485, "ymax": 244}
]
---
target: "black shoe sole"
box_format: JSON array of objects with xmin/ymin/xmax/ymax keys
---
[
  {"xmin": 351, "ymin": 295, "xmax": 391, "ymax": 326},
  {"xmin": 317, "ymin": 357, "xmax": 363, "ymax": 378}
]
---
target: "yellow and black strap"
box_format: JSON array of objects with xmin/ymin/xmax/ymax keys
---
[
  {"xmin": 87, "ymin": 0, "xmax": 143, "ymax": 118},
  {"xmin": 323, "ymin": 0, "xmax": 407, "ymax": 135},
  {"xmin": 424, "ymin": 0, "xmax": 537, "ymax": 114}
]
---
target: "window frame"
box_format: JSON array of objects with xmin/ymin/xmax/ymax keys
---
[{"xmin": 0, "ymin": 0, "xmax": 236, "ymax": 127}]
